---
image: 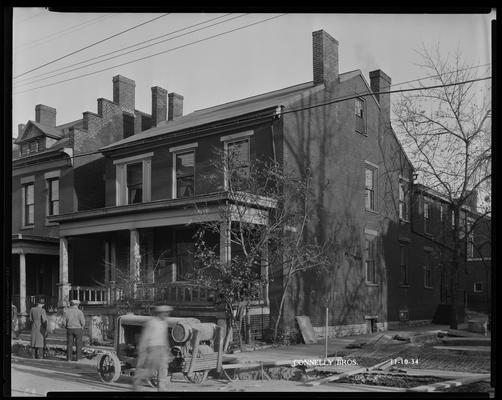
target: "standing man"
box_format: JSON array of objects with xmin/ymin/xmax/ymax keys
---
[
  {"xmin": 63, "ymin": 300, "xmax": 86, "ymax": 362},
  {"xmin": 12, "ymin": 303, "xmax": 19, "ymax": 339},
  {"xmin": 29, "ymin": 298, "xmax": 47, "ymax": 359},
  {"xmin": 133, "ymin": 305, "xmax": 172, "ymax": 391}
]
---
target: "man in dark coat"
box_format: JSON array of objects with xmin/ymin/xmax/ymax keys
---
[
  {"xmin": 29, "ymin": 298, "xmax": 47, "ymax": 359},
  {"xmin": 63, "ymin": 300, "xmax": 86, "ymax": 361}
]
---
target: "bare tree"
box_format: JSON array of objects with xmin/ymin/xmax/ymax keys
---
[
  {"xmin": 393, "ymin": 44, "xmax": 491, "ymax": 328},
  {"xmin": 191, "ymin": 147, "xmax": 330, "ymax": 348}
]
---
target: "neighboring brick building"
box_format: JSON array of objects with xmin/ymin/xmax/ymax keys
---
[
  {"xmin": 12, "ymin": 75, "xmax": 170, "ymax": 317},
  {"xmin": 12, "ymin": 30, "xmax": 490, "ymax": 339}
]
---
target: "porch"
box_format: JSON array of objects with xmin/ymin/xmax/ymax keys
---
[{"xmin": 48, "ymin": 193, "xmax": 273, "ymax": 311}]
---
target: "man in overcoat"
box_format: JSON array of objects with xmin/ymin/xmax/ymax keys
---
[{"xmin": 29, "ymin": 298, "xmax": 47, "ymax": 359}]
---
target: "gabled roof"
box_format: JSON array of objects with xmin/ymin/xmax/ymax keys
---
[
  {"xmin": 101, "ymin": 81, "xmax": 317, "ymax": 151},
  {"xmin": 15, "ymin": 120, "xmax": 64, "ymax": 143}
]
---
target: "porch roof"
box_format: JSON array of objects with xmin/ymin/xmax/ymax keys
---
[
  {"xmin": 12, "ymin": 234, "xmax": 59, "ymax": 255},
  {"xmin": 48, "ymin": 191, "xmax": 275, "ymax": 237}
]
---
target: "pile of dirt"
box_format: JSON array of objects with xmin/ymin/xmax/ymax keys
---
[{"xmin": 337, "ymin": 373, "xmax": 446, "ymax": 388}]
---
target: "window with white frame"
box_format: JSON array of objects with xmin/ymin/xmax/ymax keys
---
[
  {"xmin": 365, "ymin": 237, "xmax": 377, "ymax": 284},
  {"xmin": 399, "ymin": 180, "xmax": 409, "ymax": 221},
  {"xmin": 400, "ymin": 245, "xmax": 408, "ymax": 285},
  {"xmin": 174, "ymin": 151, "xmax": 195, "ymax": 198},
  {"xmin": 47, "ymin": 178, "xmax": 59, "ymax": 216},
  {"xmin": 440, "ymin": 203, "xmax": 446, "ymax": 224},
  {"xmin": 355, "ymin": 98, "xmax": 365, "ymax": 133},
  {"xmin": 23, "ymin": 182, "xmax": 34, "ymax": 226},
  {"xmin": 423, "ymin": 198, "xmax": 431, "ymax": 234},
  {"xmin": 365, "ymin": 165, "xmax": 377, "ymax": 211},
  {"xmin": 114, "ymin": 152, "xmax": 152, "ymax": 206},
  {"xmin": 221, "ymin": 131, "xmax": 253, "ymax": 190},
  {"xmin": 474, "ymin": 282, "xmax": 483, "ymax": 293}
]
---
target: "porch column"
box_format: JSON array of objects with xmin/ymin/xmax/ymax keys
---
[
  {"xmin": 19, "ymin": 253, "xmax": 27, "ymax": 314},
  {"xmin": 58, "ymin": 237, "xmax": 71, "ymax": 307},
  {"xmin": 220, "ymin": 219, "xmax": 231, "ymax": 265},
  {"xmin": 130, "ymin": 229, "xmax": 141, "ymax": 297},
  {"xmin": 104, "ymin": 240, "xmax": 110, "ymax": 284},
  {"xmin": 145, "ymin": 229, "xmax": 154, "ymax": 283},
  {"xmin": 261, "ymin": 232, "xmax": 270, "ymax": 306},
  {"xmin": 110, "ymin": 240, "xmax": 117, "ymax": 281}
]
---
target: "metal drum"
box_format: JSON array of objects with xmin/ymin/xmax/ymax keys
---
[{"xmin": 171, "ymin": 321, "xmax": 216, "ymax": 343}]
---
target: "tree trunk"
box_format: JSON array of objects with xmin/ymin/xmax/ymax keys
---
[{"xmin": 273, "ymin": 272, "xmax": 291, "ymax": 342}]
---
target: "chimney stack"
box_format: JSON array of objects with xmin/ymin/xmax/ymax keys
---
[
  {"xmin": 35, "ymin": 104, "xmax": 56, "ymax": 126},
  {"xmin": 369, "ymin": 70, "xmax": 392, "ymax": 120},
  {"xmin": 312, "ymin": 30, "xmax": 339, "ymax": 85},
  {"xmin": 168, "ymin": 93, "xmax": 184, "ymax": 121},
  {"xmin": 113, "ymin": 75, "xmax": 135, "ymax": 112},
  {"xmin": 151, "ymin": 86, "xmax": 167, "ymax": 127},
  {"xmin": 18, "ymin": 123, "xmax": 26, "ymax": 138}
]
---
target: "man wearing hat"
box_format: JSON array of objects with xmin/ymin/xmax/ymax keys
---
[
  {"xmin": 63, "ymin": 300, "xmax": 86, "ymax": 361},
  {"xmin": 133, "ymin": 305, "xmax": 173, "ymax": 391},
  {"xmin": 29, "ymin": 298, "xmax": 47, "ymax": 359}
]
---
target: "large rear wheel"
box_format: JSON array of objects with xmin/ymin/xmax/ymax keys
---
[{"xmin": 184, "ymin": 345, "xmax": 212, "ymax": 384}]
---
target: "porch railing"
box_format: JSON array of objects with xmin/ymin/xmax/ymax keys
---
[
  {"xmin": 12, "ymin": 294, "xmax": 58, "ymax": 313},
  {"xmin": 136, "ymin": 282, "xmax": 216, "ymax": 306},
  {"xmin": 69, "ymin": 286, "xmax": 109, "ymax": 305}
]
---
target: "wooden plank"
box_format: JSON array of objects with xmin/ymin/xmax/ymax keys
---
[
  {"xmin": 187, "ymin": 329, "xmax": 201, "ymax": 375},
  {"xmin": 295, "ymin": 316, "xmax": 317, "ymax": 344},
  {"xmin": 407, "ymin": 374, "xmax": 490, "ymax": 392}
]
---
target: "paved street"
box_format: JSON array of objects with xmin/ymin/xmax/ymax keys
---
[{"xmin": 11, "ymin": 357, "xmax": 404, "ymax": 394}]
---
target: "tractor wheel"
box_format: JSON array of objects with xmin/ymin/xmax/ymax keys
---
[
  {"xmin": 184, "ymin": 345, "xmax": 212, "ymax": 384},
  {"xmin": 97, "ymin": 352, "xmax": 121, "ymax": 383}
]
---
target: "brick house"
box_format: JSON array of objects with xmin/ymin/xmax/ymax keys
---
[
  {"xmin": 12, "ymin": 30, "xmax": 490, "ymax": 339},
  {"xmin": 12, "ymin": 75, "xmax": 170, "ymax": 317}
]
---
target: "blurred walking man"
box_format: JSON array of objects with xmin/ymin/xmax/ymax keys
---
[
  {"xmin": 29, "ymin": 298, "xmax": 47, "ymax": 359},
  {"xmin": 64, "ymin": 300, "xmax": 85, "ymax": 361},
  {"xmin": 133, "ymin": 305, "xmax": 172, "ymax": 391}
]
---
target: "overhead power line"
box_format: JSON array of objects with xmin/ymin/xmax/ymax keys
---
[
  {"xmin": 14, "ymin": 14, "xmax": 113, "ymax": 53},
  {"xmin": 14, "ymin": 13, "xmax": 170, "ymax": 79},
  {"xmin": 16, "ymin": 75, "xmax": 489, "ymax": 163},
  {"xmin": 14, "ymin": 13, "xmax": 248, "ymax": 88},
  {"xmin": 13, "ymin": 13, "xmax": 287, "ymax": 95},
  {"xmin": 16, "ymin": 9, "xmax": 46, "ymax": 24}
]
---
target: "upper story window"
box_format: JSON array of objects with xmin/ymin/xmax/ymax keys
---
[
  {"xmin": 399, "ymin": 180, "xmax": 409, "ymax": 221},
  {"xmin": 47, "ymin": 178, "xmax": 59, "ymax": 215},
  {"xmin": 474, "ymin": 282, "xmax": 483, "ymax": 293},
  {"xmin": 365, "ymin": 164, "xmax": 377, "ymax": 211},
  {"xmin": 400, "ymin": 245, "xmax": 409, "ymax": 285},
  {"xmin": 23, "ymin": 182, "xmax": 35, "ymax": 226},
  {"xmin": 355, "ymin": 98, "xmax": 365, "ymax": 134},
  {"xmin": 467, "ymin": 218, "xmax": 475, "ymax": 259},
  {"xmin": 440, "ymin": 203, "xmax": 446, "ymax": 225},
  {"xmin": 365, "ymin": 236, "xmax": 377, "ymax": 284},
  {"xmin": 423, "ymin": 198, "xmax": 431, "ymax": 234},
  {"xmin": 114, "ymin": 152, "xmax": 153, "ymax": 206},
  {"xmin": 174, "ymin": 151, "xmax": 195, "ymax": 198},
  {"xmin": 424, "ymin": 265, "xmax": 432, "ymax": 288},
  {"xmin": 221, "ymin": 131, "xmax": 253, "ymax": 190},
  {"xmin": 127, "ymin": 163, "xmax": 143, "ymax": 204}
]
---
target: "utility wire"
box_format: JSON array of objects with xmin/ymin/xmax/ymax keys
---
[
  {"xmin": 16, "ymin": 75, "xmax": 489, "ymax": 162},
  {"xmin": 14, "ymin": 13, "xmax": 170, "ymax": 79},
  {"xmin": 14, "ymin": 14, "xmax": 113, "ymax": 53},
  {"xmin": 16, "ymin": 9, "xmax": 46, "ymax": 24},
  {"xmin": 14, "ymin": 13, "xmax": 248, "ymax": 88},
  {"xmin": 13, "ymin": 14, "xmax": 287, "ymax": 95},
  {"xmin": 14, "ymin": 13, "xmax": 234, "ymax": 85}
]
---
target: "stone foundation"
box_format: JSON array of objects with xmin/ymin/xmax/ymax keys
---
[{"xmin": 313, "ymin": 321, "xmax": 388, "ymax": 338}]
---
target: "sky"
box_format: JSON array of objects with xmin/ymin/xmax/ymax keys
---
[{"xmin": 11, "ymin": 9, "xmax": 494, "ymax": 138}]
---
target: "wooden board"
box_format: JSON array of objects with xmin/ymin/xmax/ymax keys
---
[{"xmin": 295, "ymin": 316, "xmax": 317, "ymax": 344}]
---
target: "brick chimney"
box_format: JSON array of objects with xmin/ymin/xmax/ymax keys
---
[
  {"xmin": 151, "ymin": 86, "xmax": 167, "ymax": 127},
  {"xmin": 18, "ymin": 123, "xmax": 26, "ymax": 138},
  {"xmin": 312, "ymin": 30, "xmax": 339, "ymax": 85},
  {"xmin": 465, "ymin": 190, "xmax": 478, "ymax": 212},
  {"xmin": 168, "ymin": 93, "xmax": 184, "ymax": 121},
  {"xmin": 35, "ymin": 104, "xmax": 56, "ymax": 126},
  {"xmin": 369, "ymin": 70, "xmax": 392, "ymax": 121},
  {"xmin": 113, "ymin": 75, "xmax": 135, "ymax": 112}
]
